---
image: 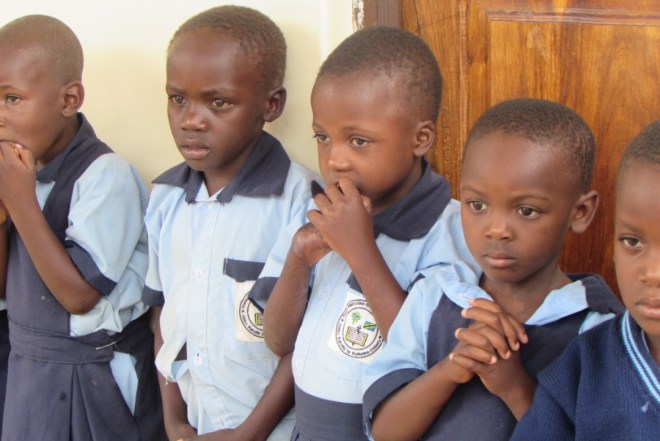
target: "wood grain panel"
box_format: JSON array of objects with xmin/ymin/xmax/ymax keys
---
[
  {"xmin": 399, "ymin": 0, "xmax": 660, "ymax": 292},
  {"xmin": 402, "ymin": 0, "xmax": 468, "ymax": 191}
]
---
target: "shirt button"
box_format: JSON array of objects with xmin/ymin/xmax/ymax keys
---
[
  {"xmin": 194, "ymin": 354, "xmax": 203, "ymax": 365},
  {"xmin": 193, "ymin": 267, "xmax": 204, "ymax": 278}
]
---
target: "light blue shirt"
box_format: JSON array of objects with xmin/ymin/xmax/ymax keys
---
[{"xmin": 143, "ymin": 132, "xmax": 317, "ymax": 437}]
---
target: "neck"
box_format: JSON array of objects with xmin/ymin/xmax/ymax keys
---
[{"xmin": 480, "ymin": 265, "xmax": 571, "ymax": 322}]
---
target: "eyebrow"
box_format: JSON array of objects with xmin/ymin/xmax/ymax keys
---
[
  {"xmin": 165, "ymin": 84, "xmax": 236, "ymax": 97},
  {"xmin": 459, "ymin": 184, "xmax": 552, "ymax": 202},
  {"xmin": 614, "ymin": 218, "xmax": 643, "ymax": 234}
]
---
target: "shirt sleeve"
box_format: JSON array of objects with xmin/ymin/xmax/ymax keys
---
[
  {"xmin": 361, "ymin": 275, "xmax": 443, "ymax": 438},
  {"xmin": 66, "ymin": 154, "xmax": 148, "ymax": 296},
  {"xmin": 142, "ymin": 184, "xmax": 167, "ymax": 306},
  {"xmin": 248, "ymin": 196, "xmax": 316, "ymax": 310}
]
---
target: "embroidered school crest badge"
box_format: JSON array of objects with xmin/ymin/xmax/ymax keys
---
[
  {"xmin": 234, "ymin": 280, "xmax": 264, "ymax": 342},
  {"xmin": 331, "ymin": 294, "xmax": 383, "ymax": 361},
  {"xmin": 239, "ymin": 292, "xmax": 264, "ymax": 338}
]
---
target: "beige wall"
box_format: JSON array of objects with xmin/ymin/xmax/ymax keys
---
[{"xmin": 3, "ymin": 0, "xmax": 355, "ymax": 183}]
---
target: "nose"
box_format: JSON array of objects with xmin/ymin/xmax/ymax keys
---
[
  {"xmin": 324, "ymin": 142, "xmax": 350, "ymax": 174},
  {"xmin": 180, "ymin": 104, "xmax": 207, "ymax": 132},
  {"xmin": 485, "ymin": 213, "xmax": 512, "ymax": 241},
  {"xmin": 641, "ymin": 249, "xmax": 660, "ymax": 288}
]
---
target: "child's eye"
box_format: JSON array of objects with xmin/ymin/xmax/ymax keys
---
[
  {"xmin": 619, "ymin": 236, "xmax": 644, "ymax": 250},
  {"xmin": 5, "ymin": 95, "xmax": 21, "ymax": 104},
  {"xmin": 210, "ymin": 98, "xmax": 231, "ymax": 109},
  {"xmin": 467, "ymin": 200, "xmax": 487, "ymax": 212},
  {"xmin": 516, "ymin": 206, "xmax": 540, "ymax": 219},
  {"xmin": 313, "ymin": 133, "xmax": 329, "ymax": 143},
  {"xmin": 349, "ymin": 137, "xmax": 370, "ymax": 148},
  {"xmin": 169, "ymin": 95, "xmax": 185, "ymax": 105}
]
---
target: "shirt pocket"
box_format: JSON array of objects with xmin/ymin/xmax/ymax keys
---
[{"xmin": 222, "ymin": 258, "xmax": 278, "ymax": 361}]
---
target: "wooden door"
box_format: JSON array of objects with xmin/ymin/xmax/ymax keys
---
[{"xmin": 370, "ymin": 0, "xmax": 660, "ymax": 292}]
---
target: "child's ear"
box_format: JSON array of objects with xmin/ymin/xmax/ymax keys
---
[
  {"xmin": 570, "ymin": 190, "xmax": 599, "ymax": 234},
  {"xmin": 263, "ymin": 87, "xmax": 287, "ymax": 123},
  {"xmin": 412, "ymin": 120, "xmax": 436, "ymax": 157},
  {"xmin": 61, "ymin": 82, "xmax": 84, "ymax": 117}
]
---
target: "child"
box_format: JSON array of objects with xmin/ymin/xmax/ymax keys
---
[
  {"xmin": 362, "ymin": 98, "xmax": 625, "ymax": 441},
  {"xmin": 250, "ymin": 26, "xmax": 477, "ymax": 440},
  {"xmin": 510, "ymin": 120, "xmax": 660, "ymax": 440},
  {"xmin": 141, "ymin": 6, "xmax": 317, "ymax": 440},
  {"xmin": 0, "ymin": 15, "xmax": 165, "ymax": 440}
]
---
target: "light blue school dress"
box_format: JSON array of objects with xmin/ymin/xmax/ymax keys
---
[
  {"xmin": 2, "ymin": 114, "xmax": 164, "ymax": 441},
  {"xmin": 251, "ymin": 161, "xmax": 478, "ymax": 441},
  {"xmin": 362, "ymin": 264, "xmax": 624, "ymax": 441}
]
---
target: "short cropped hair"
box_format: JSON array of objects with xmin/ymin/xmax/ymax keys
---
[
  {"xmin": 617, "ymin": 120, "xmax": 660, "ymax": 184},
  {"xmin": 169, "ymin": 5, "xmax": 286, "ymax": 91},
  {"xmin": 0, "ymin": 15, "xmax": 83, "ymax": 86},
  {"xmin": 466, "ymin": 98, "xmax": 595, "ymax": 193},
  {"xmin": 317, "ymin": 26, "xmax": 442, "ymax": 122}
]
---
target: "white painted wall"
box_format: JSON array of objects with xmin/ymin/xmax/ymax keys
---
[{"xmin": 2, "ymin": 0, "xmax": 355, "ymax": 182}]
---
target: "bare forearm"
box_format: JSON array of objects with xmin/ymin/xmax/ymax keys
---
[
  {"xmin": 158, "ymin": 369, "xmax": 191, "ymax": 438},
  {"xmin": 153, "ymin": 309, "xmax": 193, "ymax": 439},
  {"xmin": 345, "ymin": 242, "xmax": 405, "ymax": 339},
  {"xmin": 263, "ymin": 251, "xmax": 311, "ymax": 356},
  {"xmin": 237, "ymin": 353, "xmax": 295, "ymax": 441},
  {"xmin": 372, "ymin": 361, "xmax": 459, "ymax": 441},
  {"xmin": 10, "ymin": 199, "xmax": 100, "ymax": 313}
]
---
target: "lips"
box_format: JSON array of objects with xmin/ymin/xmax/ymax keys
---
[
  {"xmin": 636, "ymin": 297, "xmax": 660, "ymax": 320},
  {"xmin": 482, "ymin": 251, "xmax": 515, "ymax": 269},
  {"xmin": 179, "ymin": 139, "xmax": 209, "ymax": 160}
]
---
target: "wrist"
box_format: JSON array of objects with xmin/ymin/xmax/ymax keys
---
[
  {"xmin": 343, "ymin": 239, "xmax": 380, "ymax": 272},
  {"xmin": 233, "ymin": 421, "xmax": 268, "ymax": 441},
  {"xmin": 500, "ymin": 374, "xmax": 536, "ymax": 419},
  {"xmin": 435, "ymin": 357, "xmax": 473, "ymax": 385},
  {"xmin": 287, "ymin": 241, "xmax": 317, "ymax": 271}
]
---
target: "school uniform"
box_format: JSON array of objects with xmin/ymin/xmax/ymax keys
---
[
  {"xmin": 2, "ymin": 114, "xmax": 165, "ymax": 441},
  {"xmin": 250, "ymin": 161, "xmax": 478, "ymax": 441},
  {"xmin": 362, "ymin": 264, "xmax": 624, "ymax": 441},
  {"xmin": 142, "ymin": 131, "xmax": 316, "ymax": 438},
  {"xmin": 510, "ymin": 311, "xmax": 659, "ymax": 441}
]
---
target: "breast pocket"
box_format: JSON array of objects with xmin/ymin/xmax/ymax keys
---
[
  {"xmin": 223, "ymin": 258, "xmax": 278, "ymax": 361},
  {"xmin": 223, "ymin": 258, "xmax": 266, "ymax": 342}
]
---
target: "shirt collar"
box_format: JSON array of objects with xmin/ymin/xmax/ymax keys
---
[
  {"xmin": 437, "ymin": 266, "xmax": 616, "ymax": 326},
  {"xmin": 153, "ymin": 131, "xmax": 291, "ymax": 204},
  {"xmin": 373, "ymin": 159, "xmax": 452, "ymax": 241},
  {"xmin": 37, "ymin": 113, "xmax": 95, "ymax": 183}
]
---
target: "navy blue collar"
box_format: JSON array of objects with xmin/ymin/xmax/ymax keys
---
[
  {"xmin": 37, "ymin": 113, "xmax": 96, "ymax": 183},
  {"xmin": 373, "ymin": 159, "xmax": 452, "ymax": 241},
  {"xmin": 153, "ymin": 131, "xmax": 291, "ymax": 204}
]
